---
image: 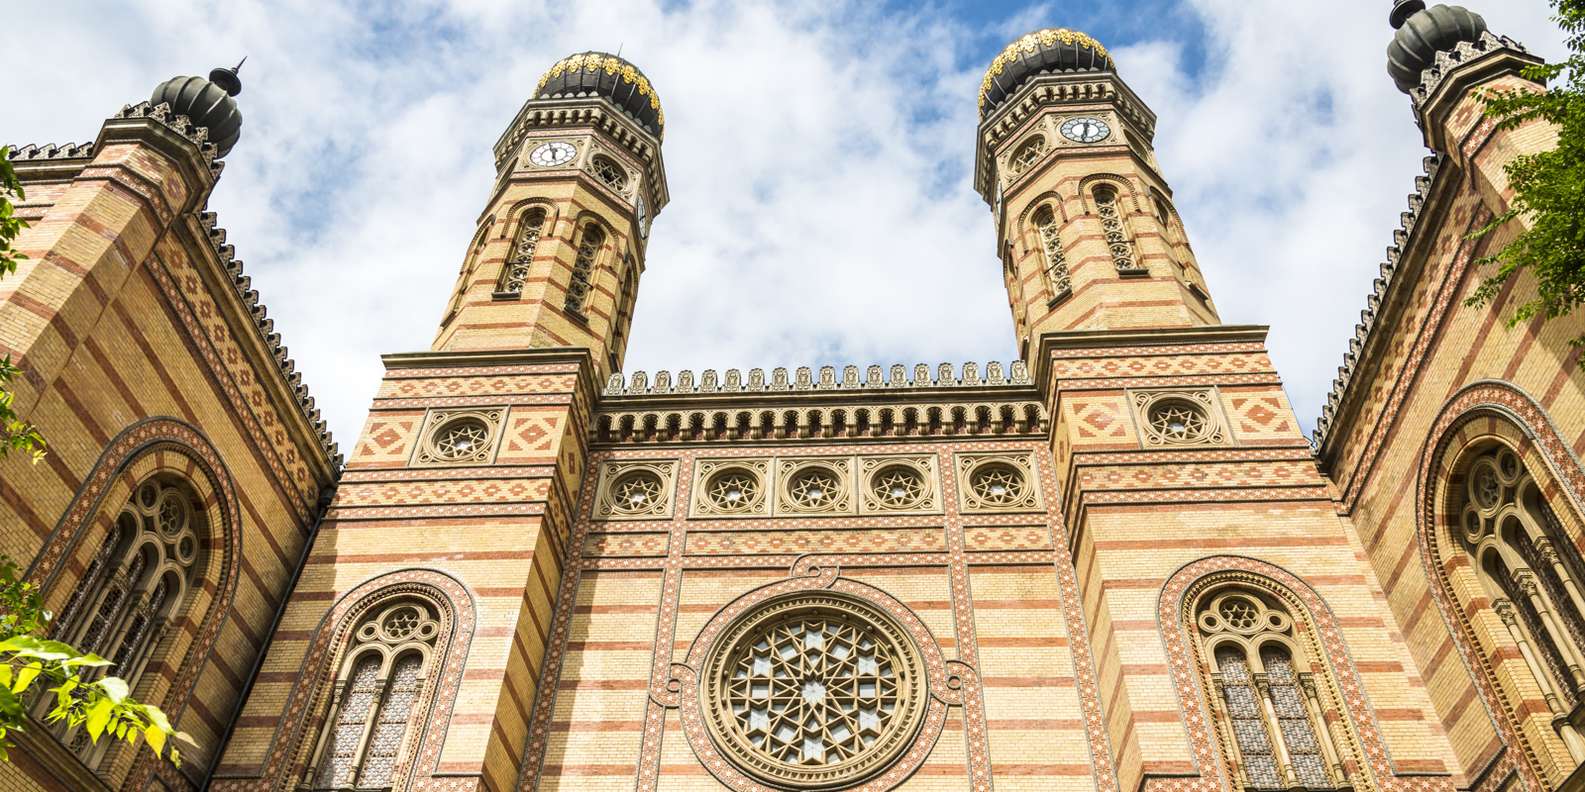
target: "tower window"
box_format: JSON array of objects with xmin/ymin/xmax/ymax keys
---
[
  {"xmin": 1093, "ymin": 185, "xmax": 1145, "ymax": 276},
  {"xmin": 1033, "ymin": 206, "xmax": 1070, "ymax": 302},
  {"xmin": 591, "ymin": 155, "xmax": 629, "ymax": 193},
  {"xmin": 306, "ymin": 600, "xmax": 441, "ymax": 790},
  {"xmin": 496, "ymin": 208, "xmax": 547, "ymax": 297},
  {"xmin": 565, "ymin": 224, "xmax": 606, "ymax": 317},
  {"xmin": 1008, "ymin": 135, "xmax": 1047, "ymax": 175},
  {"xmin": 1196, "ymin": 589, "xmax": 1347, "ymax": 790}
]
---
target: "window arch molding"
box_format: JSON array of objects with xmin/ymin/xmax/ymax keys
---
[
  {"xmin": 220, "ymin": 568, "xmax": 476, "ymax": 791},
  {"xmin": 1160, "ymin": 556, "xmax": 1413, "ymax": 790},
  {"xmin": 494, "ymin": 202, "xmax": 557, "ymax": 297},
  {"xmin": 24, "ymin": 417, "xmax": 241, "ymax": 786},
  {"xmin": 1416, "ymin": 382, "xmax": 1585, "ymax": 790},
  {"xmin": 564, "ymin": 215, "xmax": 611, "ymax": 317}
]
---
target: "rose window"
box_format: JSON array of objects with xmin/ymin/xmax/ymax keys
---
[
  {"xmin": 432, "ymin": 419, "xmax": 490, "ymax": 462},
  {"xmin": 702, "ymin": 594, "xmax": 928, "ymax": 789},
  {"xmin": 788, "ymin": 467, "xmax": 841, "ymax": 509},
  {"xmin": 1147, "ymin": 400, "xmax": 1211, "ymax": 444},
  {"xmin": 969, "ymin": 463, "xmax": 1026, "ymax": 506},
  {"xmin": 612, "ymin": 470, "xmax": 665, "ymax": 515},
  {"xmin": 871, "ymin": 466, "xmax": 926, "ymax": 510},
  {"xmin": 592, "ymin": 155, "xmax": 628, "ymax": 192},
  {"xmin": 707, "ymin": 468, "xmax": 761, "ymax": 513}
]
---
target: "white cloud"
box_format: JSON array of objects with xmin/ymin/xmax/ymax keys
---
[{"xmin": 7, "ymin": 0, "xmax": 1569, "ymax": 448}]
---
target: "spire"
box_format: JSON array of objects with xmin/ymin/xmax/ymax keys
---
[{"xmin": 209, "ymin": 58, "xmax": 245, "ymax": 97}]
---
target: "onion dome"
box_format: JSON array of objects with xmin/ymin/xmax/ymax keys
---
[
  {"xmin": 1387, "ymin": 2, "xmax": 1488, "ymax": 92},
  {"xmin": 980, "ymin": 28, "xmax": 1114, "ymax": 117},
  {"xmin": 535, "ymin": 51, "xmax": 664, "ymax": 138},
  {"xmin": 151, "ymin": 62, "xmax": 244, "ymax": 157}
]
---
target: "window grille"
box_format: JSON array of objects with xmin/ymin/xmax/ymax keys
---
[
  {"xmin": 564, "ymin": 224, "xmax": 605, "ymax": 317},
  {"xmin": 496, "ymin": 208, "xmax": 546, "ymax": 296},
  {"xmin": 1033, "ymin": 206, "xmax": 1070, "ymax": 300}
]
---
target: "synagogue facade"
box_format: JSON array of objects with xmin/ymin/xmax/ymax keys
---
[{"xmin": 3, "ymin": 1, "xmax": 1583, "ymax": 790}]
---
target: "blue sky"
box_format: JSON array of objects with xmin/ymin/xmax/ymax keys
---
[{"xmin": 6, "ymin": 1, "xmax": 1570, "ymax": 450}]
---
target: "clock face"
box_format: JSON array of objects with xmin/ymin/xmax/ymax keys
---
[
  {"xmin": 1060, "ymin": 117, "xmax": 1111, "ymax": 144},
  {"xmin": 529, "ymin": 141, "xmax": 576, "ymax": 167},
  {"xmin": 636, "ymin": 196, "xmax": 649, "ymax": 238}
]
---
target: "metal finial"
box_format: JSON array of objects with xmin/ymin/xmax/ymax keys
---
[
  {"xmin": 1390, "ymin": 0, "xmax": 1427, "ymax": 29},
  {"xmin": 209, "ymin": 57, "xmax": 245, "ymax": 97}
]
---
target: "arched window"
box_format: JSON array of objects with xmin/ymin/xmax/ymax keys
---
[
  {"xmin": 1008, "ymin": 136, "xmax": 1047, "ymax": 175},
  {"xmin": 1457, "ymin": 442, "xmax": 1585, "ymax": 756},
  {"xmin": 1093, "ymin": 184, "xmax": 1145, "ymax": 276},
  {"xmin": 1196, "ymin": 589, "xmax": 1347, "ymax": 790},
  {"xmin": 1032, "ymin": 206, "xmax": 1070, "ymax": 301},
  {"xmin": 564, "ymin": 223, "xmax": 604, "ymax": 317},
  {"xmin": 304, "ymin": 600, "xmax": 441, "ymax": 790},
  {"xmin": 496, "ymin": 208, "xmax": 546, "ymax": 297},
  {"xmin": 49, "ymin": 475, "xmax": 202, "ymax": 764}
]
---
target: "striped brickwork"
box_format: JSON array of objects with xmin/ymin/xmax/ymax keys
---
[
  {"xmin": 987, "ymin": 71, "xmax": 1219, "ymax": 353},
  {"xmin": 211, "ymin": 350, "xmax": 595, "ymax": 792},
  {"xmin": 1, "ymin": 117, "xmax": 336, "ymax": 791},
  {"xmin": 432, "ymin": 128, "xmax": 654, "ymax": 385},
  {"xmin": 1318, "ymin": 70, "xmax": 1585, "ymax": 790},
  {"xmin": 516, "ymin": 435, "xmax": 1109, "ymax": 791},
  {"xmin": 1043, "ymin": 328, "xmax": 1461, "ymax": 792}
]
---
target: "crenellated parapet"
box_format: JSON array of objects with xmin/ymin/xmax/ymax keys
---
[
  {"xmin": 602, "ymin": 361, "xmax": 1032, "ymax": 396},
  {"xmin": 196, "ymin": 212, "xmax": 342, "ymax": 467},
  {"xmin": 1313, "ymin": 154, "xmax": 1443, "ymax": 449}
]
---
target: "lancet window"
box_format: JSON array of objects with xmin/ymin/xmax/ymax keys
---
[
  {"xmin": 305, "ymin": 600, "xmax": 441, "ymax": 790},
  {"xmin": 1094, "ymin": 185, "xmax": 1145, "ymax": 275},
  {"xmin": 49, "ymin": 476, "xmax": 202, "ymax": 764},
  {"xmin": 1032, "ymin": 206, "xmax": 1070, "ymax": 301},
  {"xmin": 564, "ymin": 223, "xmax": 604, "ymax": 317},
  {"xmin": 496, "ymin": 208, "xmax": 547, "ymax": 296},
  {"xmin": 1196, "ymin": 589, "xmax": 1349, "ymax": 791},
  {"xmin": 1456, "ymin": 442, "xmax": 1585, "ymax": 756}
]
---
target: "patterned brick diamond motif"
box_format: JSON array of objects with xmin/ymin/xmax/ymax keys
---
[
  {"xmin": 1222, "ymin": 390, "xmax": 1297, "ymax": 441},
  {"xmin": 1066, "ymin": 396, "xmax": 1132, "ymax": 446},
  {"xmin": 351, "ymin": 414, "xmax": 421, "ymax": 466},
  {"xmin": 496, "ymin": 409, "xmax": 566, "ymax": 464}
]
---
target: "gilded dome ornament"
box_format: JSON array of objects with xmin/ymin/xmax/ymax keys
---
[
  {"xmin": 534, "ymin": 50, "xmax": 664, "ymax": 137},
  {"xmin": 979, "ymin": 27, "xmax": 1113, "ymax": 116}
]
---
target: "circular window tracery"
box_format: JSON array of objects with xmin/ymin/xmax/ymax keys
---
[
  {"xmin": 611, "ymin": 470, "xmax": 665, "ymax": 515},
  {"xmin": 788, "ymin": 466, "xmax": 842, "ymax": 510},
  {"xmin": 706, "ymin": 467, "xmax": 762, "ymax": 513},
  {"xmin": 1147, "ymin": 399, "xmax": 1211, "ymax": 445},
  {"xmin": 701, "ymin": 593, "xmax": 928, "ymax": 789},
  {"xmin": 969, "ymin": 463, "xmax": 1026, "ymax": 506},
  {"xmin": 870, "ymin": 466, "xmax": 926, "ymax": 510},
  {"xmin": 431, "ymin": 418, "xmax": 490, "ymax": 462}
]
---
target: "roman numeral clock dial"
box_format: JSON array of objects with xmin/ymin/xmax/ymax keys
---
[{"xmin": 1060, "ymin": 116, "xmax": 1111, "ymax": 144}]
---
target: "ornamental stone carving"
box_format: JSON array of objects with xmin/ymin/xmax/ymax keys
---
[
  {"xmin": 593, "ymin": 460, "xmax": 677, "ymax": 520},
  {"xmin": 411, "ymin": 407, "xmax": 505, "ymax": 467}
]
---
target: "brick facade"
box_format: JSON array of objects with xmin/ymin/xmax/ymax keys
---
[{"xmin": 3, "ymin": 11, "xmax": 1581, "ymax": 792}]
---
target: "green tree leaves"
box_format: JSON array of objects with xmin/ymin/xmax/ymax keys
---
[{"xmin": 1466, "ymin": 0, "xmax": 1585, "ymax": 342}]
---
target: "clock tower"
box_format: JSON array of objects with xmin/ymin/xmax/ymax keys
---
[
  {"xmin": 432, "ymin": 51, "xmax": 669, "ymax": 380},
  {"xmin": 975, "ymin": 29, "xmax": 1218, "ymax": 358}
]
